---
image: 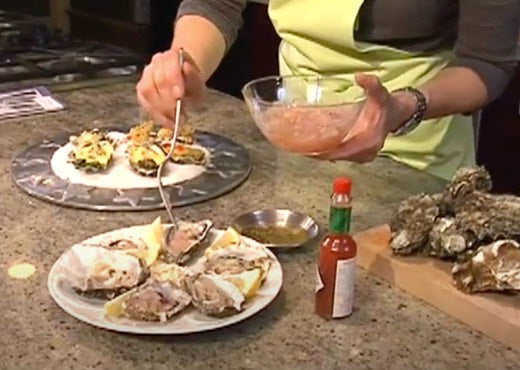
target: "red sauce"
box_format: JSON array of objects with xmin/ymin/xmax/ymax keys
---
[{"xmin": 315, "ymin": 177, "xmax": 357, "ymax": 320}]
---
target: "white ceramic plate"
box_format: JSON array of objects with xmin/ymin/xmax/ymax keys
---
[{"xmin": 47, "ymin": 224, "xmax": 283, "ymax": 334}]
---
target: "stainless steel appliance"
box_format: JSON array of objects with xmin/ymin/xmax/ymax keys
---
[{"xmin": 0, "ymin": 10, "xmax": 144, "ymax": 92}]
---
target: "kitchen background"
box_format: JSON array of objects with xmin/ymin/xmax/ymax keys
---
[{"xmin": 2, "ymin": 0, "xmax": 519, "ymax": 194}]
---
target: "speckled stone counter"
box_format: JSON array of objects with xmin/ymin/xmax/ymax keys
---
[{"xmin": 1, "ymin": 83, "xmax": 518, "ymax": 370}]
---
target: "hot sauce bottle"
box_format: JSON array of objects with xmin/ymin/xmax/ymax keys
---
[{"xmin": 315, "ymin": 177, "xmax": 357, "ymax": 320}]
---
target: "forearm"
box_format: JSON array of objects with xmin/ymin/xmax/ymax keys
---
[
  {"xmin": 389, "ymin": 66, "xmax": 489, "ymax": 127},
  {"xmin": 171, "ymin": 15, "xmax": 227, "ymax": 82},
  {"xmin": 419, "ymin": 67, "xmax": 488, "ymax": 119}
]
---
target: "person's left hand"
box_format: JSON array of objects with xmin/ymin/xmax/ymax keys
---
[{"xmin": 312, "ymin": 73, "xmax": 416, "ymax": 163}]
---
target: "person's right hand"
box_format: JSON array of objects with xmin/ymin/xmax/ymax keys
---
[{"xmin": 136, "ymin": 47, "xmax": 205, "ymax": 127}]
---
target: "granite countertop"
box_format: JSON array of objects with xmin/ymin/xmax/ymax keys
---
[{"xmin": 1, "ymin": 83, "xmax": 518, "ymax": 370}]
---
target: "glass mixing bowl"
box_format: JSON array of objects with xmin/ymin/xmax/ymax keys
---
[{"xmin": 242, "ymin": 75, "xmax": 364, "ymax": 154}]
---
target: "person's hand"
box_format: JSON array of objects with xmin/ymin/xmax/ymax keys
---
[
  {"xmin": 312, "ymin": 73, "xmax": 417, "ymax": 163},
  {"xmin": 136, "ymin": 48, "xmax": 205, "ymax": 127}
]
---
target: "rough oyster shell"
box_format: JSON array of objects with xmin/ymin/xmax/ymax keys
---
[
  {"xmin": 161, "ymin": 220, "xmax": 213, "ymax": 264},
  {"xmin": 104, "ymin": 279, "xmax": 191, "ymax": 322},
  {"xmin": 127, "ymin": 143, "xmax": 166, "ymax": 176},
  {"xmin": 68, "ymin": 129, "xmax": 115, "ymax": 172},
  {"xmin": 60, "ymin": 244, "xmax": 149, "ymax": 299},
  {"xmin": 390, "ymin": 193, "xmax": 442, "ymax": 255},
  {"xmin": 188, "ymin": 273, "xmax": 245, "ymax": 317},
  {"xmin": 452, "ymin": 240, "xmax": 520, "ymax": 293},
  {"xmin": 428, "ymin": 217, "xmax": 474, "ymax": 259}
]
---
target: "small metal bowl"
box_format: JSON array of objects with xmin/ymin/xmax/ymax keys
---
[{"xmin": 230, "ymin": 209, "xmax": 319, "ymax": 250}]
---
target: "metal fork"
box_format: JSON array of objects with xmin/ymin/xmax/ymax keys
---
[{"xmin": 157, "ymin": 48, "xmax": 185, "ymax": 230}]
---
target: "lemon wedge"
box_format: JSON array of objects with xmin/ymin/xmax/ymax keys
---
[
  {"xmin": 206, "ymin": 227, "xmax": 241, "ymax": 254},
  {"xmin": 224, "ymin": 268, "xmax": 263, "ymax": 299},
  {"xmin": 141, "ymin": 216, "xmax": 163, "ymax": 266}
]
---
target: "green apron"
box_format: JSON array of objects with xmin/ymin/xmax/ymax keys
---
[{"xmin": 268, "ymin": 0, "xmax": 475, "ymax": 180}]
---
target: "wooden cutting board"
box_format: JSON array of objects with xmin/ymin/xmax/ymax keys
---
[{"xmin": 353, "ymin": 224, "xmax": 520, "ymax": 352}]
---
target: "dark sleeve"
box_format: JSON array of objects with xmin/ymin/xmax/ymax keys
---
[
  {"xmin": 175, "ymin": 0, "xmax": 247, "ymax": 50},
  {"xmin": 446, "ymin": 0, "xmax": 520, "ymax": 103}
]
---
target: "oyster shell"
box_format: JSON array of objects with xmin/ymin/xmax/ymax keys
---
[
  {"xmin": 188, "ymin": 273, "xmax": 245, "ymax": 317},
  {"xmin": 428, "ymin": 217, "xmax": 474, "ymax": 259},
  {"xmin": 157, "ymin": 125, "xmax": 195, "ymax": 145},
  {"xmin": 128, "ymin": 120, "xmax": 155, "ymax": 145},
  {"xmin": 68, "ymin": 129, "xmax": 115, "ymax": 172},
  {"xmin": 161, "ymin": 220, "xmax": 213, "ymax": 264},
  {"xmin": 61, "ymin": 244, "xmax": 149, "ymax": 299},
  {"xmin": 390, "ymin": 193, "xmax": 442, "ymax": 255},
  {"xmin": 150, "ymin": 262, "xmax": 194, "ymax": 290},
  {"xmin": 452, "ymin": 240, "xmax": 520, "ymax": 293},
  {"xmin": 204, "ymin": 242, "xmax": 272, "ymax": 279},
  {"xmin": 104, "ymin": 279, "xmax": 192, "ymax": 322},
  {"xmin": 127, "ymin": 143, "xmax": 166, "ymax": 176},
  {"xmin": 160, "ymin": 143, "xmax": 206, "ymax": 165}
]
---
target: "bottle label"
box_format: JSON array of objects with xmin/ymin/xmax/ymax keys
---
[
  {"xmin": 329, "ymin": 207, "xmax": 351, "ymax": 234},
  {"xmin": 315, "ymin": 265, "xmax": 325, "ymax": 293},
  {"xmin": 332, "ymin": 258, "xmax": 356, "ymax": 318}
]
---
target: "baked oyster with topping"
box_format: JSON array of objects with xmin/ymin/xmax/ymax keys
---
[
  {"xmin": 60, "ymin": 244, "xmax": 149, "ymax": 299},
  {"xmin": 171, "ymin": 144, "xmax": 207, "ymax": 165},
  {"xmin": 187, "ymin": 273, "xmax": 245, "ymax": 317},
  {"xmin": 127, "ymin": 143, "xmax": 166, "ymax": 176},
  {"xmin": 104, "ymin": 278, "xmax": 192, "ymax": 322},
  {"xmin": 68, "ymin": 129, "xmax": 115, "ymax": 172},
  {"xmin": 452, "ymin": 240, "xmax": 520, "ymax": 294},
  {"xmin": 128, "ymin": 120, "xmax": 155, "ymax": 145},
  {"xmin": 161, "ymin": 220, "xmax": 213, "ymax": 264}
]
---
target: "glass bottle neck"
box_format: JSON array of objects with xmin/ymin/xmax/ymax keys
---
[{"xmin": 329, "ymin": 193, "xmax": 351, "ymax": 234}]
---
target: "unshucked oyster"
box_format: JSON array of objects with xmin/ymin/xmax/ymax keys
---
[
  {"xmin": 104, "ymin": 279, "xmax": 191, "ymax": 322},
  {"xmin": 452, "ymin": 240, "xmax": 520, "ymax": 293},
  {"xmin": 188, "ymin": 273, "xmax": 245, "ymax": 317},
  {"xmin": 390, "ymin": 193, "xmax": 442, "ymax": 255},
  {"xmin": 161, "ymin": 220, "xmax": 213, "ymax": 264},
  {"xmin": 61, "ymin": 245, "xmax": 149, "ymax": 299}
]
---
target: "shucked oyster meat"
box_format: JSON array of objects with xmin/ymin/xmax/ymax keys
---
[
  {"xmin": 150, "ymin": 262, "xmax": 194, "ymax": 290},
  {"xmin": 204, "ymin": 240, "xmax": 272, "ymax": 278},
  {"xmin": 104, "ymin": 279, "xmax": 191, "ymax": 322},
  {"xmin": 188, "ymin": 273, "xmax": 245, "ymax": 317},
  {"xmin": 61, "ymin": 245, "xmax": 149, "ymax": 299},
  {"xmin": 161, "ymin": 220, "xmax": 213, "ymax": 264},
  {"xmin": 452, "ymin": 240, "xmax": 520, "ymax": 293}
]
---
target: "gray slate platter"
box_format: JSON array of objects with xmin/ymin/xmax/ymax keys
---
[{"xmin": 11, "ymin": 128, "xmax": 251, "ymax": 211}]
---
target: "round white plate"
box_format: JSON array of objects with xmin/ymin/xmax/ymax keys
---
[{"xmin": 47, "ymin": 224, "xmax": 283, "ymax": 334}]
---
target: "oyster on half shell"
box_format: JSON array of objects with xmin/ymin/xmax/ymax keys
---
[
  {"xmin": 161, "ymin": 220, "xmax": 213, "ymax": 264},
  {"xmin": 150, "ymin": 262, "xmax": 194, "ymax": 290},
  {"xmin": 452, "ymin": 240, "xmax": 520, "ymax": 293},
  {"xmin": 60, "ymin": 244, "xmax": 149, "ymax": 299},
  {"xmin": 68, "ymin": 129, "xmax": 115, "ymax": 172},
  {"xmin": 188, "ymin": 273, "xmax": 245, "ymax": 317},
  {"xmin": 127, "ymin": 143, "xmax": 166, "ymax": 176},
  {"xmin": 204, "ymin": 241, "xmax": 272, "ymax": 279},
  {"xmin": 104, "ymin": 279, "xmax": 192, "ymax": 322}
]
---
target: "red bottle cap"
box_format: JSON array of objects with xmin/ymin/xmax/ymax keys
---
[{"xmin": 333, "ymin": 177, "xmax": 352, "ymax": 195}]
